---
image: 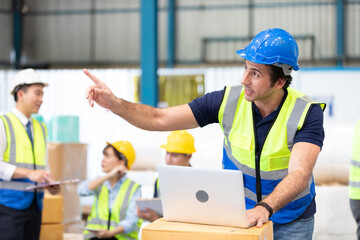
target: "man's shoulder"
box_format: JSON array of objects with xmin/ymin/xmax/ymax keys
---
[
  {"xmin": 188, "ymin": 88, "xmax": 225, "ymax": 127},
  {"xmin": 0, "ymin": 112, "xmax": 13, "ymax": 125},
  {"xmin": 0, "ymin": 112, "xmax": 11, "ymax": 118}
]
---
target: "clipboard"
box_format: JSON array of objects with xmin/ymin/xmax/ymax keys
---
[
  {"xmin": 136, "ymin": 198, "xmax": 163, "ymax": 216},
  {"xmin": 71, "ymin": 225, "xmax": 99, "ymax": 233},
  {"xmin": 25, "ymin": 178, "xmax": 80, "ymax": 191}
]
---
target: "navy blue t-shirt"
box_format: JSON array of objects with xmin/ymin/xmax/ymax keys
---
[{"xmin": 188, "ymin": 87, "xmax": 325, "ymax": 220}]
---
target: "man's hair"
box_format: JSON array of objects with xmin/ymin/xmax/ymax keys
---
[
  {"xmin": 14, "ymin": 84, "xmax": 31, "ymax": 102},
  {"xmin": 103, "ymin": 145, "xmax": 128, "ymax": 167},
  {"xmin": 268, "ymin": 65, "xmax": 292, "ymax": 89}
]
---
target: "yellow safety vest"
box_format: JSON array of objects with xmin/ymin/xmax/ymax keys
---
[
  {"xmin": 84, "ymin": 179, "xmax": 142, "ymax": 240},
  {"xmin": 349, "ymin": 119, "xmax": 360, "ymax": 199},
  {"xmin": 218, "ymin": 86, "xmax": 325, "ymax": 223},
  {"xmin": 0, "ymin": 112, "xmax": 47, "ymax": 210}
]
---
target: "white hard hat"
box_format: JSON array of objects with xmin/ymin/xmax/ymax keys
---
[{"xmin": 10, "ymin": 68, "xmax": 48, "ymax": 95}]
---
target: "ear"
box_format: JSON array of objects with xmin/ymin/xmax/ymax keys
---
[
  {"xmin": 17, "ymin": 90, "xmax": 24, "ymax": 101},
  {"xmin": 118, "ymin": 159, "xmax": 127, "ymax": 167},
  {"xmin": 275, "ymin": 78, "xmax": 286, "ymax": 89},
  {"xmin": 185, "ymin": 154, "xmax": 192, "ymax": 161}
]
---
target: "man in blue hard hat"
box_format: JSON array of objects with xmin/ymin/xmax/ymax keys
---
[{"xmin": 84, "ymin": 28, "xmax": 325, "ymax": 239}]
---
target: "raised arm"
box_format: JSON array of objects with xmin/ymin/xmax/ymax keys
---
[
  {"xmin": 84, "ymin": 69, "xmax": 199, "ymax": 131},
  {"xmin": 247, "ymin": 142, "xmax": 320, "ymax": 227}
]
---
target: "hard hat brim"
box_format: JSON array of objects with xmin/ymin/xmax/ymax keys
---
[
  {"xmin": 236, "ymin": 49, "xmax": 300, "ymax": 71},
  {"xmin": 160, "ymin": 144, "xmax": 196, "ymax": 154},
  {"xmin": 10, "ymin": 82, "xmax": 49, "ymax": 95}
]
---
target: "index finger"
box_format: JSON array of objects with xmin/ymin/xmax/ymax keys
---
[
  {"xmin": 256, "ymin": 218, "xmax": 264, "ymax": 227},
  {"xmin": 83, "ymin": 69, "xmax": 101, "ymax": 85},
  {"xmin": 46, "ymin": 172, "xmax": 55, "ymax": 182}
]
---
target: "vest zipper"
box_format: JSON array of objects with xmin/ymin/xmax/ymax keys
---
[
  {"xmin": 253, "ymin": 118, "xmax": 281, "ymax": 202},
  {"xmin": 252, "ymin": 91, "xmax": 286, "ymax": 203},
  {"xmin": 253, "ymin": 112, "xmax": 281, "ymax": 202},
  {"xmin": 108, "ymin": 210, "xmax": 112, "ymax": 230},
  {"xmin": 254, "ymin": 149, "xmax": 262, "ymax": 202}
]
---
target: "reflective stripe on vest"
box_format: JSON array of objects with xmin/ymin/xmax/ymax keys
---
[
  {"xmin": 349, "ymin": 119, "xmax": 360, "ymax": 199},
  {"xmin": 1, "ymin": 113, "xmax": 46, "ymax": 168},
  {"xmin": 0, "ymin": 113, "xmax": 47, "ymax": 209},
  {"xmin": 218, "ymin": 86, "xmax": 325, "ymax": 224},
  {"xmin": 84, "ymin": 179, "xmax": 142, "ymax": 240}
]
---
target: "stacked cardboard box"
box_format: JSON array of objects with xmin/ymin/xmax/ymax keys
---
[
  {"xmin": 40, "ymin": 194, "xmax": 64, "ymax": 240},
  {"xmin": 47, "ymin": 143, "xmax": 87, "ymax": 228},
  {"xmin": 142, "ymin": 218, "xmax": 273, "ymax": 240}
]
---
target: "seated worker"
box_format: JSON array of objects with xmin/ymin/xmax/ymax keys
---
[
  {"xmin": 137, "ymin": 130, "xmax": 195, "ymax": 222},
  {"xmin": 78, "ymin": 141, "xmax": 142, "ymax": 240}
]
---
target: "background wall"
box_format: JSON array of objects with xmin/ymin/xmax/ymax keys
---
[
  {"xmin": 1, "ymin": 1, "xmax": 359, "ymax": 238},
  {"xmin": 0, "ymin": 67, "xmax": 358, "ymax": 239},
  {"xmin": 0, "ymin": 67, "xmax": 359, "ymax": 178},
  {"xmin": 0, "ymin": 0, "xmax": 12, "ymax": 67},
  {"xmin": 1, "ymin": 0, "xmax": 360, "ymax": 68}
]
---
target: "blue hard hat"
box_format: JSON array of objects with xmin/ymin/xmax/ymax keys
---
[{"xmin": 236, "ymin": 28, "xmax": 300, "ymax": 73}]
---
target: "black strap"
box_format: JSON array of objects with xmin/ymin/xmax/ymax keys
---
[{"xmin": 254, "ymin": 201, "xmax": 273, "ymax": 218}]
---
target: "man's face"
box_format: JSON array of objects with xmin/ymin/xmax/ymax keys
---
[
  {"xmin": 18, "ymin": 84, "xmax": 44, "ymax": 115},
  {"xmin": 241, "ymin": 61, "xmax": 281, "ymax": 103},
  {"xmin": 165, "ymin": 152, "xmax": 191, "ymax": 166}
]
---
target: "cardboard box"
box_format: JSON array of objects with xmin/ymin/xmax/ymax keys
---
[
  {"xmin": 47, "ymin": 143, "xmax": 87, "ymax": 181},
  {"xmin": 142, "ymin": 218, "xmax": 273, "ymax": 240},
  {"xmin": 40, "ymin": 223, "xmax": 64, "ymax": 240},
  {"xmin": 42, "ymin": 194, "xmax": 63, "ymax": 223},
  {"xmin": 60, "ymin": 184, "xmax": 82, "ymax": 223},
  {"xmin": 47, "ymin": 143, "xmax": 87, "ymax": 223}
]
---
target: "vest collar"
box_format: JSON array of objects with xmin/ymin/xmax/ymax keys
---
[
  {"xmin": 104, "ymin": 173, "xmax": 128, "ymax": 190},
  {"xmin": 11, "ymin": 107, "xmax": 31, "ymax": 128}
]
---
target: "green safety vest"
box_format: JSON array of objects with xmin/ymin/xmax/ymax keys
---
[
  {"xmin": 349, "ymin": 120, "xmax": 360, "ymax": 199},
  {"xmin": 218, "ymin": 86, "xmax": 325, "ymax": 223},
  {"xmin": 0, "ymin": 112, "xmax": 47, "ymax": 210},
  {"xmin": 84, "ymin": 179, "xmax": 142, "ymax": 240}
]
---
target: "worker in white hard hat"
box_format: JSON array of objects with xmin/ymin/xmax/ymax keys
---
[
  {"xmin": 0, "ymin": 68, "xmax": 59, "ymax": 240},
  {"xmin": 136, "ymin": 130, "xmax": 196, "ymax": 222},
  {"xmin": 78, "ymin": 140, "xmax": 142, "ymax": 240}
]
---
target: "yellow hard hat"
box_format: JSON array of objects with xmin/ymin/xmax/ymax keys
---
[
  {"xmin": 106, "ymin": 141, "xmax": 136, "ymax": 170},
  {"xmin": 160, "ymin": 130, "xmax": 196, "ymax": 154}
]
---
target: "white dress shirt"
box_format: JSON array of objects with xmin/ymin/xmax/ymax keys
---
[{"xmin": 0, "ymin": 108, "xmax": 37, "ymax": 180}]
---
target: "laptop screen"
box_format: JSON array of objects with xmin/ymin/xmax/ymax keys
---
[{"xmin": 158, "ymin": 165, "xmax": 250, "ymax": 228}]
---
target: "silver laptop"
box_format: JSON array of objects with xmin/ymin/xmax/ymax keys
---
[{"xmin": 158, "ymin": 165, "xmax": 249, "ymax": 228}]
